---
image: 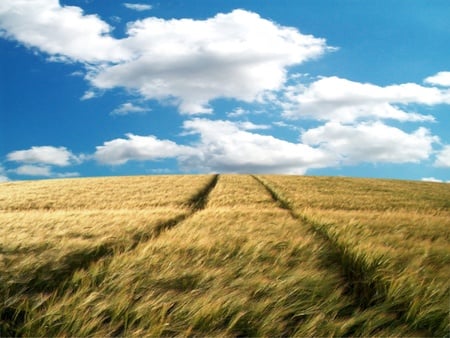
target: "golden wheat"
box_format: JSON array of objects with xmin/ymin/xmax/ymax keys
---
[
  {"xmin": 258, "ymin": 175, "xmax": 450, "ymax": 335},
  {"xmin": 1, "ymin": 174, "xmax": 447, "ymax": 336}
]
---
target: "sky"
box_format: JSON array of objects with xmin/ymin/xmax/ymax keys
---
[{"xmin": 1, "ymin": 0, "xmax": 450, "ymax": 182}]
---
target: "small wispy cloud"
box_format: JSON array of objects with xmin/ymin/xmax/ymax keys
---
[
  {"xmin": 123, "ymin": 3, "xmax": 153, "ymax": 11},
  {"xmin": 227, "ymin": 107, "xmax": 247, "ymax": 118},
  {"xmin": 421, "ymin": 177, "xmax": 449, "ymax": 183},
  {"xmin": 111, "ymin": 102, "xmax": 151, "ymax": 116},
  {"xmin": 81, "ymin": 91, "xmax": 97, "ymax": 101},
  {"xmin": 11, "ymin": 165, "xmax": 80, "ymax": 178}
]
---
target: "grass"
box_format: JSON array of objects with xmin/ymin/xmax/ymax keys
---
[{"xmin": 1, "ymin": 174, "xmax": 448, "ymax": 336}]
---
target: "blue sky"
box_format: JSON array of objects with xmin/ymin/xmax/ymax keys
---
[{"xmin": 1, "ymin": 0, "xmax": 449, "ymax": 182}]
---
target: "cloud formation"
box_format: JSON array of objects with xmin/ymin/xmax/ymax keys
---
[
  {"xmin": 421, "ymin": 177, "xmax": 448, "ymax": 183},
  {"xmin": 95, "ymin": 134, "xmax": 193, "ymax": 165},
  {"xmin": 94, "ymin": 119, "xmax": 332, "ymax": 173},
  {"xmin": 425, "ymin": 71, "xmax": 450, "ymax": 87},
  {"xmin": 93, "ymin": 118, "xmax": 438, "ymax": 173},
  {"xmin": 282, "ymin": 76, "xmax": 450, "ymax": 122},
  {"xmin": 13, "ymin": 164, "xmax": 53, "ymax": 177},
  {"xmin": 434, "ymin": 145, "xmax": 450, "ymax": 168},
  {"xmin": 7, "ymin": 146, "xmax": 80, "ymax": 166},
  {"xmin": 302, "ymin": 122, "xmax": 437, "ymax": 164},
  {"xmin": 183, "ymin": 119, "xmax": 332, "ymax": 173},
  {"xmin": 1, "ymin": 2, "xmax": 448, "ymax": 178},
  {"xmin": 0, "ymin": 2, "xmax": 331, "ymax": 113},
  {"xmin": 90, "ymin": 9, "xmax": 330, "ymax": 113},
  {"xmin": 12, "ymin": 165, "xmax": 79, "ymax": 178},
  {"xmin": 111, "ymin": 102, "xmax": 151, "ymax": 116},
  {"xmin": 0, "ymin": 0, "xmax": 129, "ymax": 63},
  {"xmin": 123, "ymin": 3, "xmax": 152, "ymax": 11}
]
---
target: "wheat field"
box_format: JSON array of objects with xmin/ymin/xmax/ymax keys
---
[{"xmin": 0, "ymin": 174, "xmax": 449, "ymax": 336}]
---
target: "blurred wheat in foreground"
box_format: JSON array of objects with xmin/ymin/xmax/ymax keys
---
[{"xmin": 0, "ymin": 174, "xmax": 449, "ymax": 337}]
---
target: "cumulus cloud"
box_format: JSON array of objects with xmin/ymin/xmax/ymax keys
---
[
  {"xmin": 124, "ymin": 3, "xmax": 152, "ymax": 11},
  {"xmin": 0, "ymin": 0, "xmax": 129, "ymax": 63},
  {"xmin": 425, "ymin": 71, "xmax": 450, "ymax": 87},
  {"xmin": 434, "ymin": 145, "xmax": 450, "ymax": 168},
  {"xmin": 301, "ymin": 121, "xmax": 437, "ymax": 164},
  {"xmin": 282, "ymin": 76, "xmax": 450, "ymax": 122},
  {"xmin": 93, "ymin": 117, "xmax": 441, "ymax": 173},
  {"xmin": 179, "ymin": 119, "xmax": 332, "ymax": 173},
  {"xmin": 111, "ymin": 102, "xmax": 151, "ymax": 116},
  {"xmin": 13, "ymin": 165, "xmax": 53, "ymax": 177},
  {"xmin": 2, "ymin": 1, "xmax": 450, "ymax": 124},
  {"xmin": 89, "ymin": 9, "xmax": 330, "ymax": 113},
  {"xmin": 95, "ymin": 134, "xmax": 194, "ymax": 165},
  {"xmin": 1, "ymin": 2, "xmax": 331, "ymax": 113},
  {"xmin": 95, "ymin": 119, "xmax": 333, "ymax": 173},
  {"xmin": 7, "ymin": 146, "xmax": 80, "ymax": 166}
]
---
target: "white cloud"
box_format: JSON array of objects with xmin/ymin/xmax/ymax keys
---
[
  {"xmin": 1, "ymin": 4, "xmax": 331, "ymax": 113},
  {"xmin": 81, "ymin": 90, "xmax": 97, "ymax": 100},
  {"xmin": 425, "ymin": 71, "xmax": 450, "ymax": 87},
  {"xmin": 13, "ymin": 165, "xmax": 52, "ymax": 177},
  {"xmin": 124, "ymin": 3, "xmax": 152, "ymax": 11},
  {"xmin": 227, "ymin": 107, "xmax": 248, "ymax": 118},
  {"xmin": 7, "ymin": 146, "xmax": 79, "ymax": 166},
  {"xmin": 89, "ymin": 9, "xmax": 330, "ymax": 114},
  {"xmin": 55, "ymin": 172, "xmax": 80, "ymax": 178},
  {"xmin": 0, "ymin": 0, "xmax": 130, "ymax": 63},
  {"xmin": 11, "ymin": 165, "xmax": 80, "ymax": 178},
  {"xmin": 421, "ymin": 177, "xmax": 445, "ymax": 183},
  {"xmin": 179, "ymin": 119, "xmax": 332, "ymax": 173},
  {"xmin": 273, "ymin": 121, "xmax": 300, "ymax": 131},
  {"xmin": 301, "ymin": 121, "xmax": 437, "ymax": 164},
  {"xmin": 95, "ymin": 134, "xmax": 194, "ymax": 165},
  {"xmin": 282, "ymin": 76, "xmax": 450, "ymax": 122},
  {"xmin": 94, "ymin": 119, "xmax": 333, "ymax": 173},
  {"xmin": 111, "ymin": 102, "xmax": 151, "ymax": 116},
  {"xmin": 93, "ymin": 117, "xmax": 441, "ymax": 173},
  {"xmin": 434, "ymin": 145, "xmax": 450, "ymax": 168},
  {"xmin": 236, "ymin": 121, "xmax": 271, "ymax": 130}
]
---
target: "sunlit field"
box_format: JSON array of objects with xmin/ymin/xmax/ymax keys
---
[
  {"xmin": 1, "ymin": 175, "xmax": 448, "ymax": 336},
  {"xmin": 257, "ymin": 175, "xmax": 450, "ymax": 336}
]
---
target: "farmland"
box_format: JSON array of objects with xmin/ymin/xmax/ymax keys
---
[{"xmin": 0, "ymin": 174, "xmax": 449, "ymax": 336}]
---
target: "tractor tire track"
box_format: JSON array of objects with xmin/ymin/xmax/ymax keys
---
[
  {"xmin": 1, "ymin": 175, "xmax": 219, "ymax": 337},
  {"xmin": 251, "ymin": 175, "xmax": 434, "ymax": 336}
]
